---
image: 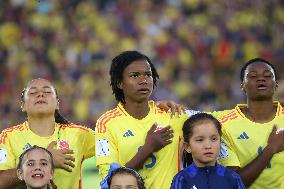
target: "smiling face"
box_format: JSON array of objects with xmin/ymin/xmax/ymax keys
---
[
  {"xmin": 17, "ymin": 149, "xmax": 53, "ymax": 189},
  {"xmin": 110, "ymin": 173, "xmax": 139, "ymax": 189},
  {"xmin": 186, "ymin": 120, "xmax": 221, "ymax": 167},
  {"xmin": 22, "ymin": 79, "xmax": 58, "ymax": 117},
  {"xmin": 242, "ymin": 62, "xmax": 277, "ymax": 101},
  {"xmin": 118, "ymin": 59, "xmax": 153, "ymax": 104}
]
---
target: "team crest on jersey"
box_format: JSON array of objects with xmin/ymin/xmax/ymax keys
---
[
  {"xmin": 58, "ymin": 140, "xmax": 70, "ymax": 149},
  {"xmin": 22, "ymin": 143, "xmax": 33, "ymax": 151},
  {"xmin": 218, "ymin": 141, "xmax": 229, "ymax": 161},
  {"xmin": 0, "ymin": 148, "xmax": 7, "ymax": 163}
]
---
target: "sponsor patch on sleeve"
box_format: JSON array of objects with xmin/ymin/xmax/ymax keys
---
[
  {"xmin": 96, "ymin": 139, "xmax": 110, "ymax": 157},
  {"xmin": 218, "ymin": 141, "xmax": 229, "ymax": 161},
  {"xmin": 0, "ymin": 148, "xmax": 7, "ymax": 164}
]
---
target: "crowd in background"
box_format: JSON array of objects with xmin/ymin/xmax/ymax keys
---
[{"xmin": 1, "ymin": 0, "xmax": 284, "ymax": 131}]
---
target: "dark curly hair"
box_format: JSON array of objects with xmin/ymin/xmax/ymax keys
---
[{"xmin": 110, "ymin": 50, "xmax": 159, "ymax": 104}]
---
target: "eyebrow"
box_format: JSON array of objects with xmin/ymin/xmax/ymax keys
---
[{"xmin": 29, "ymin": 86, "xmax": 53, "ymax": 89}]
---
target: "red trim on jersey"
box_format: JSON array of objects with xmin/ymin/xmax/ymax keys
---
[
  {"xmin": 98, "ymin": 110, "xmax": 122, "ymax": 133},
  {"xmin": 156, "ymin": 107, "xmax": 165, "ymax": 114},
  {"xmin": 0, "ymin": 124, "xmax": 25, "ymax": 144},
  {"xmin": 97, "ymin": 109, "xmax": 118, "ymax": 132},
  {"xmin": 59, "ymin": 124, "xmax": 89, "ymax": 132},
  {"xmin": 219, "ymin": 111, "xmax": 238, "ymax": 124},
  {"xmin": 178, "ymin": 137, "xmax": 181, "ymax": 171},
  {"xmin": 79, "ymin": 157, "xmax": 84, "ymax": 189}
]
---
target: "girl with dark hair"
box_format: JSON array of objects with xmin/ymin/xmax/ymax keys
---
[
  {"xmin": 171, "ymin": 113, "xmax": 245, "ymax": 189},
  {"xmin": 16, "ymin": 146, "xmax": 54, "ymax": 189},
  {"xmin": 107, "ymin": 167, "xmax": 146, "ymax": 189},
  {"xmin": 0, "ymin": 78, "xmax": 96, "ymax": 189}
]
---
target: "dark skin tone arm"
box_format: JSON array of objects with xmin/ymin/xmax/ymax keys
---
[
  {"xmin": 0, "ymin": 169, "xmax": 24, "ymax": 189},
  {"xmin": 228, "ymin": 126, "xmax": 284, "ymax": 187},
  {"xmin": 125, "ymin": 124, "xmax": 174, "ymax": 170}
]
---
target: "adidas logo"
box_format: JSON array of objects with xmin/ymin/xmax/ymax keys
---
[
  {"xmin": 237, "ymin": 132, "xmax": 249, "ymax": 139},
  {"xmin": 191, "ymin": 185, "xmax": 197, "ymax": 189},
  {"xmin": 123, "ymin": 130, "xmax": 134, "ymax": 137}
]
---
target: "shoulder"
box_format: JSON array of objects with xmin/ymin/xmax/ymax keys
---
[
  {"xmin": 0, "ymin": 123, "xmax": 26, "ymax": 144},
  {"xmin": 96, "ymin": 107, "xmax": 124, "ymax": 133},
  {"xmin": 59, "ymin": 123, "xmax": 93, "ymax": 133},
  {"xmin": 218, "ymin": 106, "xmax": 243, "ymax": 125}
]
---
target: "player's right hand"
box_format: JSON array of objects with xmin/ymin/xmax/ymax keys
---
[
  {"xmin": 47, "ymin": 141, "xmax": 75, "ymax": 172},
  {"xmin": 144, "ymin": 123, "xmax": 174, "ymax": 153},
  {"xmin": 267, "ymin": 125, "xmax": 284, "ymax": 154}
]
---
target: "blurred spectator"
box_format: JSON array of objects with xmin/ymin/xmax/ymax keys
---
[{"xmin": 0, "ymin": 0, "xmax": 284, "ymax": 131}]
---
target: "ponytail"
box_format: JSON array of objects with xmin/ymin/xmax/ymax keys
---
[{"xmin": 54, "ymin": 109, "xmax": 69, "ymax": 124}]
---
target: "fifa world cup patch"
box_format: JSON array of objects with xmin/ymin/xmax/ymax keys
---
[
  {"xmin": 96, "ymin": 139, "xmax": 110, "ymax": 157},
  {"xmin": 218, "ymin": 141, "xmax": 229, "ymax": 161},
  {"xmin": 0, "ymin": 148, "xmax": 7, "ymax": 164}
]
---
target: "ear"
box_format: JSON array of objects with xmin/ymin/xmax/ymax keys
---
[
  {"xmin": 117, "ymin": 82, "xmax": 123, "ymax": 90},
  {"xmin": 21, "ymin": 102, "xmax": 26, "ymax": 112},
  {"xmin": 275, "ymin": 82, "xmax": 279, "ymax": 90},
  {"xmin": 240, "ymin": 83, "xmax": 245, "ymax": 92},
  {"xmin": 183, "ymin": 142, "xmax": 191, "ymax": 153},
  {"xmin": 17, "ymin": 169, "xmax": 23, "ymax": 181},
  {"xmin": 56, "ymin": 99, "xmax": 60, "ymax": 110}
]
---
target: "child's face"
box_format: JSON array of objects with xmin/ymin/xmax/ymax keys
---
[
  {"xmin": 17, "ymin": 149, "xmax": 53, "ymax": 189},
  {"xmin": 186, "ymin": 121, "xmax": 220, "ymax": 167},
  {"xmin": 110, "ymin": 173, "xmax": 139, "ymax": 189}
]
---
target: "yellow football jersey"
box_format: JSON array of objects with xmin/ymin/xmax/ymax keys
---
[
  {"xmin": 218, "ymin": 102, "xmax": 284, "ymax": 189},
  {"xmin": 0, "ymin": 121, "xmax": 96, "ymax": 189},
  {"xmin": 95, "ymin": 100, "xmax": 188, "ymax": 189}
]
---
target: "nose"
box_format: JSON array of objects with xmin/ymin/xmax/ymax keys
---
[
  {"xmin": 139, "ymin": 76, "xmax": 148, "ymax": 85},
  {"xmin": 36, "ymin": 90, "xmax": 45, "ymax": 97},
  {"xmin": 204, "ymin": 140, "xmax": 212, "ymax": 149}
]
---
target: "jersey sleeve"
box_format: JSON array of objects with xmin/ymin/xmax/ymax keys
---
[
  {"xmin": 82, "ymin": 127, "xmax": 96, "ymax": 159},
  {"xmin": 232, "ymin": 172, "xmax": 246, "ymax": 189},
  {"xmin": 0, "ymin": 131, "xmax": 17, "ymax": 170},
  {"xmin": 170, "ymin": 172, "xmax": 188, "ymax": 189},
  {"xmin": 211, "ymin": 110, "xmax": 232, "ymax": 119},
  {"xmin": 218, "ymin": 127, "xmax": 241, "ymax": 167},
  {"xmin": 95, "ymin": 119, "xmax": 119, "ymax": 179}
]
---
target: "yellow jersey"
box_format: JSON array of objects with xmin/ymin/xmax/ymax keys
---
[
  {"xmin": 0, "ymin": 121, "xmax": 96, "ymax": 189},
  {"xmin": 95, "ymin": 101, "xmax": 188, "ymax": 189},
  {"xmin": 218, "ymin": 102, "xmax": 284, "ymax": 189}
]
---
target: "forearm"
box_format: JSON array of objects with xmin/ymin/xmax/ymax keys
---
[
  {"xmin": 235, "ymin": 145, "xmax": 275, "ymax": 187},
  {"xmin": 0, "ymin": 169, "xmax": 23, "ymax": 189},
  {"xmin": 125, "ymin": 145, "xmax": 152, "ymax": 171}
]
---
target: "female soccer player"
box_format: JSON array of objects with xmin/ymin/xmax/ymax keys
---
[
  {"xmin": 0, "ymin": 78, "xmax": 96, "ymax": 189},
  {"xmin": 95, "ymin": 51, "xmax": 189, "ymax": 189}
]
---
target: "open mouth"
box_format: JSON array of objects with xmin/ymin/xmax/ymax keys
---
[
  {"xmin": 32, "ymin": 173, "xmax": 44, "ymax": 179},
  {"xmin": 257, "ymin": 84, "xmax": 267, "ymax": 90},
  {"xmin": 138, "ymin": 88, "xmax": 150, "ymax": 93},
  {"xmin": 35, "ymin": 100, "xmax": 47, "ymax": 104}
]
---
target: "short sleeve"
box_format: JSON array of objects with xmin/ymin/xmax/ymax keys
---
[
  {"xmin": 82, "ymin": 128, "xmax": 96, "ymax": 159},
  {"xmin": 0, "ymin": 131, "xmax": 17, "ymax": 170},
  {"xmin": 95, "ymin": 119, "xmax": 119, "ymax": 179},
  {"xmin": 218, "ymin": 127, "xmax": 241, "ymax": 167}
]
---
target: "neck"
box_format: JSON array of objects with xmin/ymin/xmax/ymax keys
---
[
  {"xmin": 123, "ymin": 101, "xmax": 150, "ymax": 120},
  {"xmin": 27, "ymin": 115, "xmax": 56, "ymax": 137},
  {"xmin": 27, "ymin": 185, "xmax": 48, "ymax": 189},
  {"xmin": 243, "ymin": 99, "xmax": 276, "ymax": 123}
]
